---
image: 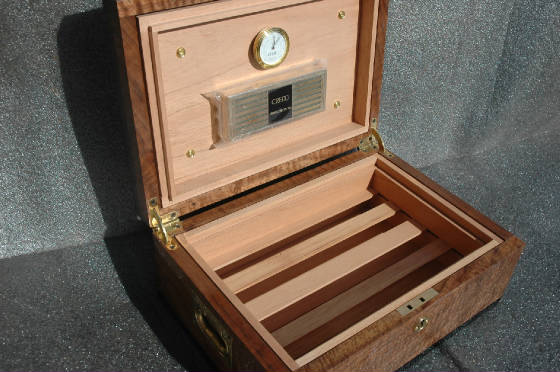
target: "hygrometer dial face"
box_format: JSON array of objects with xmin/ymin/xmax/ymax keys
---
[{"xmin": 253, "ymin": 27, "xmax": 290, "ymax": 69}]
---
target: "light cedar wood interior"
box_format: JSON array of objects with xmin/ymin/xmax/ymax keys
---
[
  {"xmin": 175, "ymin": 154, "xmax": 503, "ymax": 367},
  {"xmin": 181, "ymin": 158, "xmax": 376, "ymax": 271},
  {"xmin": 137, "ymin": 0, "xmax": 379, "ymax": 207}
]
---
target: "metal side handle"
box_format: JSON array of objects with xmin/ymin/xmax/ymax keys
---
[{"xmin": 194, "ymin": 298, "xmax": 233, "ymax": 368}]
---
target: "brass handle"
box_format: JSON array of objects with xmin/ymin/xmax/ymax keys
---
[
  {"xmin": 194, "ymin": 305, "xmax": 232, "ymax": 367},
  {"xmin": 414, "ymin": 317, "xmax": 429, "ymax": 333}
]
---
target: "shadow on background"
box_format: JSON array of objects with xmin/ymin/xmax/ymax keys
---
[
  {"xmin": 57, "ymin": 7, "xmax": 141, "ymax": 238},
  {"xmin": 105, "ymin": 231, "xmax": 214, "ymax": 370},
  {"xmin": 57, "ymin": 6, "xmax": 214, "ymax": 370}
]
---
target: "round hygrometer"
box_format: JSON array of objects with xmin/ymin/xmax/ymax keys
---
[{"xmin": 252, "ymin": 27, "xmax": 290, "ymax": 69}]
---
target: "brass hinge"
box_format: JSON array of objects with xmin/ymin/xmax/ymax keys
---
[
  {"xmin": 148, "ymin": 198, "xmax": 181, "ymax": 250},
  {"xmin": 359, "ymin": 118, "xmax": 392, "ymax": 157}
]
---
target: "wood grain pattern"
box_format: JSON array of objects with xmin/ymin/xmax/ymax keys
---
[
  {"xmin": 371, "ymin": 168, "xmax": 483, "ymax": 255},
  {"xmin": 136, "ymin": 0, "xmax": 334, "ymax": 204},
  {"xmin": 291, "ymin": 260, "xmax": 445, "ymax": 360},
  {"xmin": 178, "ymin": 150, "xmax": 374, "ymax": 231},
  {"xmin": 368, "ymin": 0, "xmax": 388, "ymax": 122},
  {"xmin": 223, "ymin": 203, "xmax": 397, "ymax": 294},
  {"xmin": 153, "ymin": 150, "xmax": 516, "ymax": 370},
  {"xmin": 353, "ymin": 0, "xmax": 379, "ymax": 125},
  {"xmin": 155, "ymin": 150, "xmax": 522, "ymax": 371},
  {"xmin": 259, "ymin": 213, "xmax": 415, "ymax": 331},
  {"xmin": 246, "ymin": 220, "xmax": 424, "ymax": 321},
  {"xmin": 116, "ymin": 0, "xmax": 217, "ymax": 17},
  {"xmin": 182, "ymin": 157, "xmax": 374, "ymax": 242},
  {"xmin": 170, "ymin": 147, "xmax": 508, "ymax": 363},
  {"xmin": 185, "ymin": 182, "xmax": 370, "ymax": 270},
  {"xmin": 139, "ymin": 0, "xmax": 369, "ymax": 205},
  {"xmin": 116, "ymin": 14, "xmax": 162, "ymax": 213},
  {"xmin": 115, "ymin": 0, "xmax": 389, "ymax": 215},
  {"xmin": 175, "ymin": 232, "xmax": 301, "ymax": 370},
  {"xmin": 163, "ymin": 136, "xmax": 369, "ymax": 216},
  {"xmin": 137, "ymin": 1, "xmax": 326, "ymax": 201},
  {"xmin": 294, "ymin": 238, "xmax": 500, "ymax": 365},
  {"xmin": 298, "ymin": 236, "xmax": 524, "ymax": 371},
  {"xmin": 154, "ymin": 237, "xmax": 292, "ymax": 371},
  {"xmin": 272, "ymin": 238, "xmax": 450, "ymax": 347},
  {"xmin": 181, "ymin": 157, "xmax": 376, "ymax": 270},
  {"xmin": 156, "ymin": 249, "xmax": 263, "ymax": 371},
  {"xmin": 155, "ymin": 150, "xmax": 523, "ymax": 371},
  {"xmin": 116, "ymin": 1, "xmax": 525, "ymax": 371},
  {"xmin": 381, "ymin": 153, "xmax": 512, "ymax": 240},
  {"xmin": 235, "ymin": 210, "xmax": 410, "ymax": 304},
  {"xmin": 375, "ymin": 156, "xmax": 501, "ymax": 242},
  {"xmin": 161, "ymin": 218, "xmax": 522, "ymax": 371}
]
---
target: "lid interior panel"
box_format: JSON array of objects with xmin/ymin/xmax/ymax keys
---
[{"xmin": 138, "ymin": 0, "xmax": 379, "ymax": 208}]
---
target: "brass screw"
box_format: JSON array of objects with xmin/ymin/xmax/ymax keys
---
[
  {"xmin": 371, "ymin": 117, "xmax": 378, "ymax": 130},
  {"xmin": 186, "ymin": 149, "xmax": 196, "ymax": 158},
  {"xmin": 168, "ymin": 244, "xmax": 177, "ymax": 251},
  {"xmin": 338, "ymin": 10, "xmax": 346, "ymax": 19},
  {"xmin": 334, "ymin": 100, "xmax": 341, "ymax": 109},
  {"xmin": 176, "ymin": 47, "xmax": 186, "ymax": 58},
  {"xmin": 149, "ymin": 198, "xmax": 158, "ymax": 207}
]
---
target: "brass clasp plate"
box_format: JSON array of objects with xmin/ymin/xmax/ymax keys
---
[
  {"xmin": 397, "ymin": 288, "xmax": 439, "ymax": 316},
  {"xmin": 148, "ymin": 198, "xmax": 181, "ymax": 249}
]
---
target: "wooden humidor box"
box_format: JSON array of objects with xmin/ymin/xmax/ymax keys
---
[{"xmin": 112, "ymin": 0, "xmax": 524, "ymax": 370}]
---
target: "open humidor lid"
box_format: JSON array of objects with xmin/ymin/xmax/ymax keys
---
[{"xmin": 116, "ymin": 0, "xmax": 387, "ymax": 216}]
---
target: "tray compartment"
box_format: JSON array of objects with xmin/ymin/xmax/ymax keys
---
[
  {"xmin": 267, "ymin": 234, "xmax": 452, "ymax": 345},
  {"xmin": 176, "ymin": 154, "xmax": 503, "ymax": 366},
  {"xmin": 223, "ymin": 196, "xmax": 398, "ymax": 300},
  {"xmin": 283, "ymin": 259, "xmax": 446, "ymax": 359},
  {"xmin": 243, "ymin": 215, "xmax": 425, "ymax": 321}
]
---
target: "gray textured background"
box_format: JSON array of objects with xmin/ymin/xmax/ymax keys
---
[{"xmin": 1, "ymin": 0, "xmax": 558, "ymax": 370}]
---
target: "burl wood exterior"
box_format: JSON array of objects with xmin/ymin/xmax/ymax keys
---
[{"xmin": 111, "ymin": 0, "xmax": 523, "ymax": 370}]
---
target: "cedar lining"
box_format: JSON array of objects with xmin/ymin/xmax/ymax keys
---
[{"xmin": 176, "ymin": 154, "xmax": 503, "ymax": 364}]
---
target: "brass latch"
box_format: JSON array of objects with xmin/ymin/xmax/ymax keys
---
[
  {"xmin": 148, "ymin": 198, "xmax": 181, "ymax": 250},
  {"xmin": 414, "ymin": 318, "xmax": 429, "ymax": 333},
  {"xmin": 359, "ymin": 118, "xmax": 390, "ymax": 156}
]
